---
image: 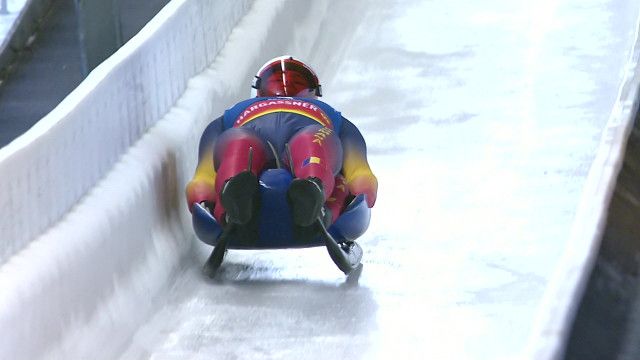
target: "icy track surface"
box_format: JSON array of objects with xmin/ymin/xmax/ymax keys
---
[{"xmin": 115, "ymin": 0, "xmax": 640, "ymax": 359}]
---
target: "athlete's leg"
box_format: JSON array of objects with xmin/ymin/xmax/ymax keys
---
[
  {"xmin": 213, "ymin": 128, "xmax": 267, "ymax": 224},
  {"xmin": 287, "ymin": 125, "xmax": 342, "ymax": 197},
  {"xmin": 287, "ymin": 125, "xmax": 343, "ymax": 227}
]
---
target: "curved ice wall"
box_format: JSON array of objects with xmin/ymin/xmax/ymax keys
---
[{"xmin": 526, "ymin": 20, "xmax": 640, "ymax": 360}]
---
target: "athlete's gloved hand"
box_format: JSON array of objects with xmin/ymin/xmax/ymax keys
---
[
  {"xmin": 347, "ymin": 175, "xmax": 378, "ymax": 208},
  {"xmin": 198, "ymin": 200, "xmax": 215, "ymax": 215},
  {"xmin": 185, "ymin": 180, "xmax": 216, "ymax": 213}
]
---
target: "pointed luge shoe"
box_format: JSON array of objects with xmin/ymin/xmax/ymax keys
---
[
  {"xmin": 220, "ymin": 171, "xmax": 260, "ymax": 225},
  {"xmin": 287, "ymin": 177, "xmax": 325, "ymax": 227}
]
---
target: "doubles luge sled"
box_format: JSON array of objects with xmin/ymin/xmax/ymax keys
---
[{"xmin": 192, "ymin": 168, "xmax": 370, "ymax": 277}]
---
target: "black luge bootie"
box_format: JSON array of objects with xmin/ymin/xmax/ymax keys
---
[
  {"xmin": 287, "ymin": 177, "xmax": 325, "ymax": 227},
  {"xmin": 220, "ymin": 171, "xmax": 260, "ymax": 225}
]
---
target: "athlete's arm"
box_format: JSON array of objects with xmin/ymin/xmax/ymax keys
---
[
  {"xmin": 340, "ymin": 118, "xmax": 378, "ymax": 207},
  {"xmin": 185, "ymin": 116, "xmax": 224, "ymax": 211}
]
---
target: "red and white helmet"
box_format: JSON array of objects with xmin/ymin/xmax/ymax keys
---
[{"xmin": 251, "ymin": 55, "xmax": 322, "ymax": 98}]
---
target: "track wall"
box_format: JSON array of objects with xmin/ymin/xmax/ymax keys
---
[{"xmin": 0, "ymin": 0, "xmax": 251, "ymax": 265}]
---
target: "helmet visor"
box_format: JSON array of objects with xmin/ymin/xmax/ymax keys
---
[{"xmin": 256, "ymin": 59, "xmax": 319, "ymax": 97}]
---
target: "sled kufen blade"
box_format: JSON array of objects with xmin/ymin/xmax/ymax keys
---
[
  {"xmin": 202, "ymin": 224, "xmax": 235, "ymax": 278},
  {"xmin": 316, "ymin": 217, "xmax": 363, "ymax": 275}
]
